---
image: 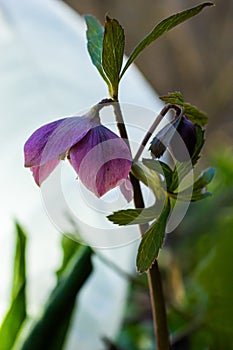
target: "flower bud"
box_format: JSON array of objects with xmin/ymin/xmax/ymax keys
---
[
  {"xmin": 170, "ymin": 116, "xmax": 197, "ymax": 162},
  {"xmin": 149, "ymin": 115, "xmax": 197, "ymax": 162},
  {"xmin": 150, "ymin": 117, "xmax": 181, "ymax": 158}
]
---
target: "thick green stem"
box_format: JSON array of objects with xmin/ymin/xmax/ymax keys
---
[
  {"xmin": 148, "ymin": 261, "xmax": 171, "ymax": 350},
  {"xmin": 112, "ymin": 100, "xmax": 170, "ymax": 350},
  {"xmin": 131, "ymin": 178, "xmax": 170, "ymax": 350}
]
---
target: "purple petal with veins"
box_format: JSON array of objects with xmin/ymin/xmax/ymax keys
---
[
  {"xmin": 24, "ymin": 115, "xmax": 99, "ymax": 167},
  {"xmin": 69, "ymin": 125, "xmax": 132, "ymax": 197}
]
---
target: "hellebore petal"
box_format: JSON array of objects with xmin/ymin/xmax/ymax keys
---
[
  {"xmin": 31, "ymin": 158, "xmax": 60, "ymax": 186},
  {"xmin": 24, "ymin": 113, "xmax": 100, "ymax": 168},
  {"xmin": 69, "ymin": 125, "xmax": 132, "ymax": 197},
  {"xmin": 24, "ymin": 118, "xmax": 66, "ymax": 167},
  {"xmin": 170, "ymin": 116, "xmax": 197, "ymax": 162}
]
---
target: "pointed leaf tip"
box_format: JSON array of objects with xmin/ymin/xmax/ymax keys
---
[{"xmin": 121, "ymin": 2, "xmax": 214, "ymax": 78}]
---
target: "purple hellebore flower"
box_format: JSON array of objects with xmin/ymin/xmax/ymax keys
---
[{"xmin": 24, "ymin": 106, "xmax": 132, "ymax": 198}]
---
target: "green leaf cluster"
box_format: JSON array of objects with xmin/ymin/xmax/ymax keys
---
[
  {"xmin": 109, "ymin": 122, "xmax": 212, "ymax": 226},
  {"xmin": 142, "ymin": 122, "xmax": 214, "ymax": 202},
  {"xmin": 85, "ymin": 15, "xmax": 124, "ymax": 99},
  {"xmin": 18, "ymin": 245, "xmax": 92, "ymax": 350},
  {"xmin": 85, "ymin": 3, "xmax": 213, "ymax": 99},
  {"xmin": 113, "ymin": 150, "xmax": 232, "ymax": 349},
  {"xmin": 108, "ymin": 114, "xmax": 214, "ymax": 273}
]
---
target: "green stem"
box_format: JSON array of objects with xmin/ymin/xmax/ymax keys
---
[
  {"xmin": 148, "ymin": 261, "xmax": 171, "ymax": 350},
  {"xmin": 131, "ymin": 180, "xmax": 170, "ymax": 350},
  {"xmin": 112, "ymin": 100, "xmax": 170, "ymax": 350}
]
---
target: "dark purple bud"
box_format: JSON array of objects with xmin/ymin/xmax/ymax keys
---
[
  {"xmin": 170, "ymin": 116, "xmax": 197, "ymax": 162},
  {"xmin": 150, "ymin": 117, "xmax": 181, "ymax": 158},
  {"xmin": 149, "ymin": 137, "xmax": 167, "ymax": 158}
]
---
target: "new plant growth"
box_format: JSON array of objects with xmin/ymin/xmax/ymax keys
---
[{"xmin": 24, "ymin": 3, "xmax": 215, "ymax": 349}]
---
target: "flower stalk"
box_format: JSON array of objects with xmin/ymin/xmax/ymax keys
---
[
  {"xmin": 134, "ymin": 104, "xmax": 183, "ymax": 162},
  {"xmin": 112, "ymin": 99, "xmax": 170, "ymax": 350}
]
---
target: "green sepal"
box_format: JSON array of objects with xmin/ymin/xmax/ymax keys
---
[{"xmin": 137, "ymin": 198, "xmax": 171, "ymax": 273}]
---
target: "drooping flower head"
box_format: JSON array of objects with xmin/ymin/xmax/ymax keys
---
[
  {"xmin": 150, "ymin": 115, "xmax": 197, "ymax": 162},
  {"xmin": 24, "ymin": 103, "xmax": 132, "ymax": 198}
]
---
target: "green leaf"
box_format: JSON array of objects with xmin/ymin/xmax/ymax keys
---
[
  {"xmin": 142, "ymin": 158, "xmax": 173, "ymax": 189},
  {"xmin": 56, "ymin": 235, "xmax": 81, "ymax": 278},
  {"xmin": 191, "ymin": 191, "xmax": 212, "ymax": 201},
  {"xmin": 193, "ymin": 167, "xmax": 215, "ymax": 191},
  {"xmin": 160, "ymin": 91, "xmax": 184, "ymax": 105},
  {"xmin": 160, "ymin": 92, "xmax": 208, "ymax": 125},
  {"xmin": 183, "ymin": 103, "xmax": 207, "ymax": 126},
  {"xmin": 108, "ymin": 206, "xmax": 161, "ymax": 226},
  {"xmin": 0, "ymin": 223, "xmax": 27, "ymax": 350},
  {"xmin": 84, "ymin": 15, "xmax": 109, "ymax": 85},
  {"xmin": 102, "ymin": 16, "xmax": 125, "ymax": 98},
  {"xmin": 172, "ymin": 188, "xmax": 212, "ymax": 202},
  {"xmin": 171, "ymin": 167, "xmax": 215, "ymax": 201},
  {"xmin": 17, "ymin": 246, "xmax": 93, "ymax": 350},
  {"xmin": 121, "ymin": 2, "xmax": 213, "ymax": 78},
  {"xmin": 12, "ymin": 223, "xmax": 27, "ymax": 300},
  {"xmin": 137, "ymin": 198, "xmax": 171, "ymax": 273},
  {"xmin": 0, "ymin": 287, "xmax": 26, "ymax": 350}
]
